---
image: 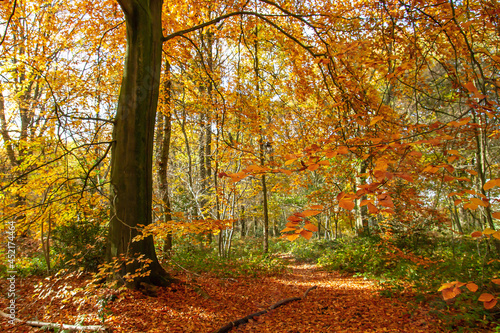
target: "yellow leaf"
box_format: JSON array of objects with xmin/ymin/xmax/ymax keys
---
[
  {"xmin": 439, "ymin": 282, "xmax": 456, "ymax": 291},
  {"xmin": 466, "ymin": 283, "xmax": 478, "ymax": 292},
  {"xmin": 478, "ymin": 293, "xmax": 494, "ymax": 302},
  {"xmin": 483, "ymin": 228, "xmax": 496, "ymax": 235},
  {"xmin": 493, "ymin": 231, "xmax": 500, "ymax": 240},
  {"xmin": 287, "ymin": 234, "xmax": 300, "ymax": 241},
  {"xmin": 285, "ymin": 159, "xmax": 297, "ymax": 166}
]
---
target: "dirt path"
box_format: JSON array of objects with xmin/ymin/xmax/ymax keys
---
[
  {"xmin": 1, "ymin": 259, "xmax": 451, "ymax": 332},
  {"xmin": 228, "ymin": 260, "xmax": 444, "ymax": 333}
]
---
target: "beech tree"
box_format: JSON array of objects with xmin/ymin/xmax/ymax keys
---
[{"xmin": 106, "ymin": 0, "xmax": 170, "ymax": 287}]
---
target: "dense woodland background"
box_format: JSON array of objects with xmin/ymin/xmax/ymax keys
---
[{"xmin": 1, "ymin": 0, "xmax": 500, "ymax": 331}]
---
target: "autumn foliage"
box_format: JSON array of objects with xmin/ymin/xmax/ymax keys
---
[{"xmin": 1, "ymin": 0, "xmax": 500, "ymax": 331}]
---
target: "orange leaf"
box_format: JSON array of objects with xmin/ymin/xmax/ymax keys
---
[
  {"xmin": 442, "ymin": 288, "xmax": 456, "ymax": 301},
  {"xmin": 492, "ymin": 212, "xmax": 500, "ymax": 219},
  {"xmin": 397, "ymin": 173, "xmax": 414, "ymax": 182},
  {"xmin": 287, "ymin": 215, "xmax": 302, "ymax": 222},
  {"xmin": 471, "ymin": 231, "xmax": 483, "ymax": 237},
  {"xmin": 493, "ymin": 231, "xmax": 500, "ymax": 240},
  {"xmin": 478, "ymin": 293, "xmax": 495, "ymax": 302},
  {"xmin": 304, "ymin": 223, "xmax": 319, "ymax": 232},
  {"xmin": 310, "ymin": 205, "xmax": 324, "ymax": 210},
  {"xmin": 379, "ymin": 194, "xmax": 394, "ymax": 208},
  {"xmin": 484, "ymin": 179, "xmax": 500, "ymax": 191},
  {"xmin": 369, "ymin": 116, "xmax": 384, "ymax": 126},
  {"xmin": 285, "ymin": 158, "xmax": 297, "ymax": 166},
  {"xmin": 336, "ymin": 146, "xmax": 349, "ymax": 155},
  {"xmin": 287, "ymin": 234, "xmax": 300, "ymax": 241},
  {"xmin": 439, "ymin": 282, "xmax": 457, "ymax": 291},
  {"xmin": 281, "ymin": 227, "xmax": 297, "ymax": 233},
  {"xmin": 454, "ymin": 199, "xmax": 463, "ymax": 206},
  {"xmin": 466, "ymin": 283, "xmax": 478, "ymax": 292},
  {"xmin": 471, "ymin": 198, "xmax": 489, "ymax": 207},
  {"xmin": 483, "ymin": 228, "xmax": 496, "ymax": 235},
  {"xmin": 279, "ymin": 168, "xmax": 292, "ymax": 175},
  {"xmin": 307, "ymin": 164, "xmax": 320, "ymax": 171},
  {"xmin": 491, "ymin": 279, "xmax": 500, "ymax": 285},
  {"xmin": 300, "ymin": 210, "xmax": 322, "ymax": 217},
  {"xmin": 484, "ymin": 298, "xmax": 497, "ymax": 309},
  {"xmin": 339, "ymin": 199, "xmax": 355, "ymax": 211},
  {"xmin": 367, "ymin": 202, "xmax": 379, "ymax": 214},
  {"xmin": 464, "ymin": 202, "xmax": 479, "ymax": 210},
  {"xmin": 463, "ymin": 81, "xmax": 477, "ymax": 92},
  {"xmin": 300, "ymin": 229, "xmax": 313, "ymax": 240}
]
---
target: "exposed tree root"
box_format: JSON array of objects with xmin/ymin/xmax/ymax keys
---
[
  {"xmin": 0, "ymin": 310, "xmax": 109, "ymax": 332},
  {"xmin": 213, "ymin": 285, "xmax": 317, "ymax": 333}
]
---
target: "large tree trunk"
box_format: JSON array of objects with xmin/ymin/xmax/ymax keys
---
[{"xmin": 107, "ymin": 0, "xmax": 171, "ymax": 289}]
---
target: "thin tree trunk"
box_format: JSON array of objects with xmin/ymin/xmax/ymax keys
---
[{"xmin": 159, "ymin": 61, "xmax": 173, "ymax": 255}]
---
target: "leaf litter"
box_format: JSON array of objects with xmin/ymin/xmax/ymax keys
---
[{"xmin": 0, "ymin": 260, "xmax": 485, "ymax": 332}]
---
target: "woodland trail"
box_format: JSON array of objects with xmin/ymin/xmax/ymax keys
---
[
  {"xmin": 1, "ymin": 258, "xmax": 456, "ymax": 333},
  {"xmin": 228, "ymin": 258, "xmax": 445, "ymax": 333}
]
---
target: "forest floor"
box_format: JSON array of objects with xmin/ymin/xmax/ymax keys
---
[{"xmin": 0, "ymin": 256, "xmax": 493, "ymax": 332}]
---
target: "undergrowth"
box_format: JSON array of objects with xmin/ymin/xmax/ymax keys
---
[{"xmin": 163, "ymin": 237, "xmax": 287, "ymax": 278}]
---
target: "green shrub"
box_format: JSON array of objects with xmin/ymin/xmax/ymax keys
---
[{"xmin": 52, "ymin": 218, "xmax": 107, "ymax": 272}]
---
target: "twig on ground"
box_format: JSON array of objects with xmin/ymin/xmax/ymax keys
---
[
  {"xmin": 213, "ymin": 285, "xmax": 317, "ymax": 333},
  {"xmin": 0, "ymin": 310, "xmax": 109, "ymax": 332}
]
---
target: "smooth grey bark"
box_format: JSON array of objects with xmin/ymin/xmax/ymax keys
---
[
  {"xmin": 355, "ymin": 159, "xmax": 369, "ymax": 235},
  {"xmin": 158, "ymin": 61, "xmax": 173, "ymax": 255},
  {"xmin": 107, "ymin": 0, "xmax": 171, "ymax": 288}
]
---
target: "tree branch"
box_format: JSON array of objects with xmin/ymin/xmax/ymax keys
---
[{"xmin": 213, "ymin": 286, "xmax": 317, "ymax": 333}]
